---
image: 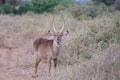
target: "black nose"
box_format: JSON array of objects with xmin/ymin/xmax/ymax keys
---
[
  {"xmin": 57, "ymin": 41, "xmax": 59, "ymax": 43},
  {"xmin": 57, "ymin": 40, "xmax": 60, "ymax": 45}
]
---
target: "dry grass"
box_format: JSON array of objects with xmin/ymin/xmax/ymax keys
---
[{"xmin": 0, "ymin": 11, "xmax": 120, "ymax": 80}]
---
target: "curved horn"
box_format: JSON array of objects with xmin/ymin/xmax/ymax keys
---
[
  {"xmin": 52, "ymin": 16, "xmax": 57, "ymax": 32},
  {"xmin": 60, "ymin": 15, "xmax": 65, "ymax": 33}
]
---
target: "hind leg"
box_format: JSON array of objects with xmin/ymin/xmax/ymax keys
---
[
  {"xmin": 32, "ymin": 57, "xmax": 41, "ymax": 78},
  {"xmin": 35, "ymin": 58, "xmax": 41, "ymax": 74}
]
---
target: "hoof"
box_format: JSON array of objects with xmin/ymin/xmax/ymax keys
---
[{"xmin": 32, "ymin": 74, "xmax": 38, "ymax": 78}]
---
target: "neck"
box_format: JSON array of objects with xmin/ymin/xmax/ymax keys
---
[{"xmin": 52, "ymin": 40, "xmax": 61, "ymax": 54}]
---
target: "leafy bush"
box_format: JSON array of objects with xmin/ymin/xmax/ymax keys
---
[
  {"xmin": 16, "ymin": 0, "xmax": 75, "ymax": 14},
  {"xmin": 0, "ymin": 0, "xmax": 75, "ymax": 14},
  {"xmin": 69, "ymin": 3, "xmax": 116, "ymax": 20},
  {"xmin": 17, "ymin": 3, "xmax": 35, "ymax": 14},
  {"xmin": 113, "ymin": 19, "xmax": 120, "ymax": 43},
  {"xmin": 0, "ymin": 7, "xmax": 4, "ymax": 14},
  {"xmin": 92, "ymin": 0, "xmax": 115, "ymax": 6},
  {"xmin": 17, "ymin": 2, "xmax": 54, "ymax": 14},
  {"xmin": 2, "ymin": 4, "xmax": 15, "ymax": 14},
  {"xmin": 115, "ymin": 0, "xmax": 120, "ymax": 10},
  {"xmin": 69, "ymin": 3, "xmax": 106, "ymax": 20}
]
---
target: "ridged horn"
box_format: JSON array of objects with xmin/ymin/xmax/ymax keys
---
[
  {"xmin": 52, "ymin": 16, "xmax": 57, "ymax": 32},
  {"xmin": 60, "ymin": 15, "xmax": 65, "ymax": 33}
]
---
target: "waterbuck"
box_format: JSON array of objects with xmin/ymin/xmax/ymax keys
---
[{"xmin": 32, "ymin": 15, "xmax": 68, "ymax": 77}]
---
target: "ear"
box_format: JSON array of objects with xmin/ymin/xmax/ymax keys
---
[
  {"xmin": 48, "ymin": 30, "xmax": 54, "ymax": 36},
  {"xmin": 63, "ymin": 30, "xmax": 69, "ymax": 36}
]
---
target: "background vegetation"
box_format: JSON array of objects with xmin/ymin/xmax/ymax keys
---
[
  {"xmin": 0, "ymin": 0, "xmax": 120, "ymax": 14},
  {"xmin": 0, "ymin": 0, "xmax": 120, "ymax": 80}
]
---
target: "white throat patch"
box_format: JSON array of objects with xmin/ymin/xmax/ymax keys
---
[{"xmin": 54, "ymin": 41, "xmax": 61, "ymax": 47}]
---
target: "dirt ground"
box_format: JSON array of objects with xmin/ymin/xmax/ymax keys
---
[
  {"xmin": 0, "ymin": 48, "xmax": 60, "ymax": 80},
  {"xmin": 0, "ymin": 14, "xmax": 120, "ymax": 80}
]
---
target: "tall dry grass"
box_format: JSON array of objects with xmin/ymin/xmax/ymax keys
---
[{"xmin": 0, "ymin": 11, "xmax": 120, "ymax": 80}]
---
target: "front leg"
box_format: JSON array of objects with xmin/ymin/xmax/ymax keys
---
[
  {"xmin": 48, "ymin": 59, "xmax": 52, "ymax": 73},
  {"xmin": 32, "ymin": 57, "xmax": 41, "ymax": 78},
  {"xmin": 53, "ymin": 58, "xmax": 57, "ymax": 69}
]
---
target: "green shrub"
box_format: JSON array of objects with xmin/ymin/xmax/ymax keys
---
[
  {"xmin": 70, "ymin": 4, "xmax": 101, "ymax": 19},
  {"xmin": 16, "ymin": 0, "xmax": 76, "ymax": 14},
  {"xmin": 115, "ymin": 0, "xmax": 120, "ymax": 10},
  {"xmin": 113, "ymin": 19, "xmax": 120, "ymax": 43},
  {"xmin": 86, "ymin": 6, "xmax": 99, "ymax": 19},
  {"xmin": 92, "ymin": 0, "xmax": 115, "ymax": 6},
  {"xmin": 17, "ymin": 3, "xmax": 35, "ymax": 14},
  {"xmin": 69, "ymin": 3, "xmax": 115, "ymax": 20},
  {"xmin": 0, "ymin": 7, "xmax": 4, "ymax": 14},
  {"xmin": 0, "ymin": 0, "xmax": 77, "ymax": 15},
  {"xmin": 2, "ymin": 4, "xmax": 15, "ymax": 14}
]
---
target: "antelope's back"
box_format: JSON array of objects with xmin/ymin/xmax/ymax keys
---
[{"xmin": 33, "ymin": 38, "xmax": 53, "ymax": 52}]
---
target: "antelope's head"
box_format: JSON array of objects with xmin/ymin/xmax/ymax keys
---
[{"xmin": 48, "ymin": 15, "xmax": 69, "ymax": 46}]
